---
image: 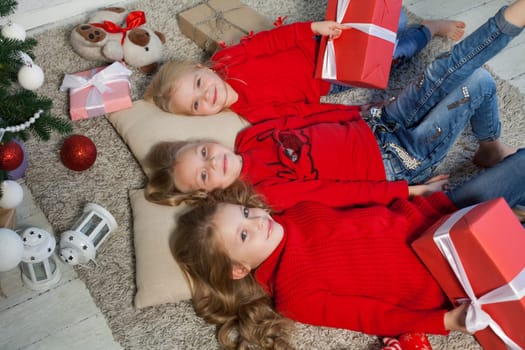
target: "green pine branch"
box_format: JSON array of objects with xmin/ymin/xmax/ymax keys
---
[
  {"xmin": 0, "ymin": 0, "xmax": 17, "ymax": 17},
  {"xmin": 0, "ymin": 0, "xmax": 72, "ymax": 183}
]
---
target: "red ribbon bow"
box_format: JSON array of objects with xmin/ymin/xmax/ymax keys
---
[
  {"xmin": 273, "ymin": 16, "xmax": 288, "ymax": 27},
  {"xmin": 92, "ymin": 11, "xmax": 146, "ymax": 45}
]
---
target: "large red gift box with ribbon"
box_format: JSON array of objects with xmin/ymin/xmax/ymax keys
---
[
  {"xmin": 412, "ymin": 198, "xmax": 525, "ymax": 350},
  {"xmin": 60, "ymin": 62, "xmax": 133, "ymax": 121},
  {"xmin": 315, "ymin": 0, "xmax": 402, "ymax": 89}
]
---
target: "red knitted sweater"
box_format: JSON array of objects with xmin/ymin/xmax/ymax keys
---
[
  {"xmin": 235, "ymin": 103, "xmax": 409, "ymax": 211},
  {"xmin": 255, "ymin": 192, "xmax": 457, "ymax": 336},
  {"xmin": 211, "ymin": 21, "xmax": 332, "ymax": 123}
]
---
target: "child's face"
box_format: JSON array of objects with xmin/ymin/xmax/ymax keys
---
[
  {"xmin": 173, "ymin": 141, "xmax": 242, "ymax": 192},
  {"xmin": 214, "ymin": 203, "xmax": 284, "ymax": 272},
  {"xmin": 170, "ymin": 66, "xmax": 235, "ymax": 116}
]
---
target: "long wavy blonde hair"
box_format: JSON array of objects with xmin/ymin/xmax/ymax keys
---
[{"xmin": 173, "ymin": 183, "xmax": 294, "ymax": 349}]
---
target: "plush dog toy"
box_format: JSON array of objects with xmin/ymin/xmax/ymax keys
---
[{"xmin": 70, "ymin": 7, "xmax": 166, "ymax": 74}]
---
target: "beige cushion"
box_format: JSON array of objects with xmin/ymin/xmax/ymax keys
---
[
  {"xmin": 108, "ymin": 100, "xmax": 249, "ymax": 308},
  {"xmin": 108, "ymin": 99, "xmax": 249, "ymax": 174},
  {"xmin": 129, "ymin": 189, "xmax": 191, "ymax": 308}
]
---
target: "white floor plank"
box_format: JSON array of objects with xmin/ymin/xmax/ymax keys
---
[
  {"xmin": 6, "ymin": 0, "xmax": 128, "ymax": 33},
  {"xmin": 0, "ymin": 263, "xmax": 77, "ymax": 312},
  {"xmin": 0, "ymin": 279, "xmax": 121, "ymax": 350}
]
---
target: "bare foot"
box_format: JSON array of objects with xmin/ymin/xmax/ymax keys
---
[
  {"xmin": 422, "ymin": 19, "xmax": 466, "ymax": 41},
  {"xmin": 473, "ymin": 140, "xmax": 517, "ymax": 167},
  {"xmin": 504, "ymin": 0, "xmax": 525, "ymax": 27}
]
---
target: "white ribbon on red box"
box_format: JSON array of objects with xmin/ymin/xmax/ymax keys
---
[
  {"xmin": 433, "ymin": 204, "xmax": 525, "ymax": 350},
  {"xmin": 321, "ymin": 0, "xmax": 397, "ymax": 80},
  {"xmin": 60, "ymin": 61, "xmax": 132, "ymax": 117}
]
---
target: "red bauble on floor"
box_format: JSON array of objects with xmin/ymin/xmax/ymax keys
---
[
  {"xmin": 382, "ymin": 333, "xmax": 432, "ymax": 350},
  {"xmin": 60, "ymin": 134, "xmax": 97, "ymax": 171},
  {"xmin": 0, "ymin": 140, "xmax": 24, "ymax": 171}
]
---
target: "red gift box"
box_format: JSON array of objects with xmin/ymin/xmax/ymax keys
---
[
  {"xmin": 315, "ymin": 0, "xmax": 402, "ymax": 89},
  {"xmin": 412, "ymin": 198, "xmax": 525, "ymax": 350},
  {"xmin": 60, "ymin": 62, "xmax": 133, "ymax": 121}
]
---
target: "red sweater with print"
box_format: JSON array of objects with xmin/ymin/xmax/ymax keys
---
[
  {"xmin": 235, "ymin": 103, "xmax": 409, "ymax": 211},
  {"xmin": 211, "ymin": 21, "xmax": 333, "ymax": 123},
  {"xmin": 255, "ymin": 192, "xmax": 457, "ymax": 336}
]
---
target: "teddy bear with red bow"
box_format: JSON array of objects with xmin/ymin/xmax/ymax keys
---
[{"xmin": 70, "ymin": 7, "xmax": 166, "ymax": 74}]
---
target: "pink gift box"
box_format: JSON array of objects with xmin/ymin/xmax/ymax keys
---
[
  {"xmin": 61, "ymin": 62, "xmax": 133, "ymax": 121},
  {"xmin": 412, "ymin": 198, "xmax": 525, "ymax": 350},
  {"xmin": 315, "ymin": 0, "xmax": 402, "ymax": 89}
]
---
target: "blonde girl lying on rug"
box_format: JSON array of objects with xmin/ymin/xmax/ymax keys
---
[
  {"xmin": 145, "ymin": 0, "xmax": 524, "ymax": 211},
  {"xmin": 173, "ymin": 146, "xmax": 525, "ymax": 350},
  {"xmin": 144, "ymin": 11, "xmax": 465, "ymax": 123}
]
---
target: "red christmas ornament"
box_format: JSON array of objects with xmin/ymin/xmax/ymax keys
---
[
  {"xmin": 382, "ymin": 333, "xmax": 432, "ymax": 350},
  {"xmin": 0, "ymin": 141, "xmax": 24, "ymax": 171},
  {"xmin": 60, "ymin": 134, "xmax": 97, "ymax": 171}
]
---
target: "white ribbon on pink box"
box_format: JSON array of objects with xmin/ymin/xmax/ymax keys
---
[
  {"xmin": 321, "ymin": 0, "xmax": 397, "ymax": 81},
  {"xmin": 60, "ymin": 61, "xmax": 132, "ymax": 118},
  {"xmin": 433, "ymin": 205, "xmax": 525, "ymax": 350}
]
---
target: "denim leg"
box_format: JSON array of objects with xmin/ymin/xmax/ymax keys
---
[
  {"xmin": 376, "ymin": 67, "xmax": 500, "ymax": 184},
  {"xmin": 447, "ymin": 148, "xmax": 525, "ymax": 208},
  {"xmin": 392, "ymin": 9, "xmax": 432, "ymax": 63},
  {"xmin": 384, "ymin": 6, "xmax": 523, "ymax": 128},
  {"xmin": 398, "ymin": 8, "xmax": 408, "ymax": 32},
  {"xmin": 392, "ymin": 24, "xmax": 431, "ymax": 64},
  {"xmin": 329, "ymin": 83, "xmax": 352, "ymax": 95}
]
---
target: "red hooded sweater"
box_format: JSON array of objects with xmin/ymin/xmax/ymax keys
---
[
  {"xmin": 211, "ymin": 21, "xmax": 333, "ymax": 123},
  {"xmin": 255, "ymin": 192, "xmax": 457, "ymax": 336},
  {"xmin": 235, "ymin": 103, "xmax": 409, "ymax": 211}
]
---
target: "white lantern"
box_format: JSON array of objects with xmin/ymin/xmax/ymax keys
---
[
  {"xmin": 19, "ymin": 227, "xmax": 61, "ymax": 291},
  {"xmin": 59, "ymin": 203, "xmax": 117, "ymax": 265}
]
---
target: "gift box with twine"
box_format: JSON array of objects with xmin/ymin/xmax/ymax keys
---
[{"xmin": 178, "ymin": 0, "xmax": 273, "ymax": 54}]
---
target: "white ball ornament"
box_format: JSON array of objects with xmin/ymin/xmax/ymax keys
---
[
  {"xmin": 0, "ymin": 228, "xmax": 24, "ymax": 272},
  {"xmin": 17, "ymin": 63, "xmax": 45, "ymax": 90},
  {"xmin": 0, "ymin": 180, "xmax": 24, "ymax": 209},
  {"xmin": 1, "ymin": 22, "xmax": 26, "ymax": 41}
]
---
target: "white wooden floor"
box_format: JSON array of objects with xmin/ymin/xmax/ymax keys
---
[
  {"xmin": 0, "ymin": 1, "xmax": 523, "ymax": 350},
  {"xmin": 0, "ymin": 182, "xmax": 122, "ymax": 350}
]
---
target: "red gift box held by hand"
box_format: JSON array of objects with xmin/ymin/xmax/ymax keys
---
[
  {"xmin": 412, "ymin": 198, "xmax": 525, "ymax": 350},
  {"xmin": 315, "ymin": 0, "xmax": 402, "ymax": 89}
]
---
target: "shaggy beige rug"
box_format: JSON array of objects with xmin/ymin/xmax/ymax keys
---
[{"xmin": 24, "ymin": 0, "xmax": 523, "ymax": 349}]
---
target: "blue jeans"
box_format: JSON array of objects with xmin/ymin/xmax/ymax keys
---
[
  {"xmin": 392, "ymin": 9, "xmax": 432, "ymax": 65},
  {"xmin": 369, "ymin": 6, "xmax": 523, "ymax": 184},
  {"xmin": 329, "ymin": 9, "xmax": 431, "ymax": 94},
  {"xmin": 447, "ymin": 148, "xmax": 525, "ymax": 209}
]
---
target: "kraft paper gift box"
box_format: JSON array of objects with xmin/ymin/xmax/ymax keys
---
[
  {"xmin": 60, "ymin": 62, "xmax": 133, "ymax": 121},
  {"xmin": 315, "ymin": 0, "xmax": 402, "ymax": 89},
  {"xmin": 412, "ymin": 198, "xmax": 525, "ymax": 350},
  {"xmin": 178, "ymin": 0, "xmax": 274, "ymax": 54}
]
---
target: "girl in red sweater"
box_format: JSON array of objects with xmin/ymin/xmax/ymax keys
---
[
  {"xmin": 146, "ymin": 5, "xmax": 524, "ymax": 210},
  {"xmin": 173, "ymin": 147, "xmax": 525, "ymax": 349},
  {"xmin": 146, "ymin": 106, "xmax": 448, "ymax": 211},
  {"xmin": 144, "ymin": 16, "xmax": 465, "ymax": 123}
]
